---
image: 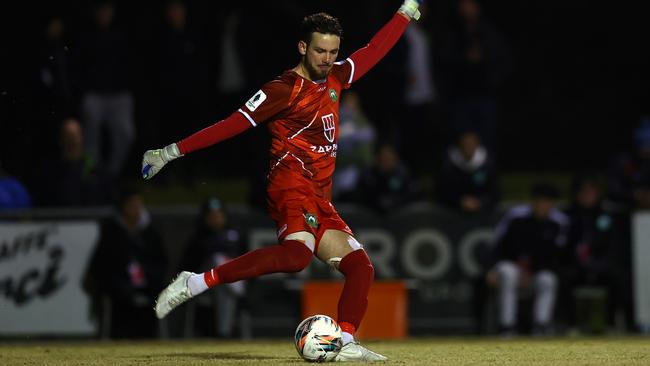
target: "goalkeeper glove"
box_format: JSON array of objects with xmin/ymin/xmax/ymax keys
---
[
  {"xmin": 141, "ymin": 143, "xmax": 182, "ymax": 180},
  {"xmin": 399, "ymin": 0, "xmax": 422, "ymax": 21}
]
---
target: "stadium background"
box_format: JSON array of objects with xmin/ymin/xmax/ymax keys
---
[
  {"xmin": 1, "ymin": 0, "xmax": 650, "ymax": 344},
  {"xmin": 2, "ymin": 0, "xmax": 649, "ymax": 176}
]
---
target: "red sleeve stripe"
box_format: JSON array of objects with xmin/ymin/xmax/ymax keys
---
[{"xmin": 237, "ymin": 108, "xmax": 258, "ymax": 127}]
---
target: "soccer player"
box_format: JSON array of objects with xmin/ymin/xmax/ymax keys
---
[{"xmin": 142, "ymin": 0, "xmax": 422, "ymax": 361}]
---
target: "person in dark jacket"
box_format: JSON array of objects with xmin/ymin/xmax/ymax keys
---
[
  {"xmin": 86, "ymin": 188, "xmax": 167, "ymax": 338},
  {"xmin": 562, "ymin": 172, "xmax": 626, "ymax": 331},
  {"xmin": 486, "ymin": 183, "xmax": 569, "ymax": 335},
  {"xmin": 356, "ymin": 143, "xmax": 419, "ymax": 214},
  {"xmin": 179, "ymin": 197, "xmax": 247, "ymax": 338},
  {"xmin": 436, "ymin": 130, "xmax": 498, "ymax": 214},
  {"xmin": 437, "ymin": 0, "xmax": 512, "ymax": 151},
  {"xmin": 75, "ymin": 0, "xmax": 135, "ymax": 179}
]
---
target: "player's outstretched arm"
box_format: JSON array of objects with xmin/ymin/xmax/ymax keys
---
[
  {"xmin": 342, "ymin": 0, "xmax": 421, "ymax": 85},
  {"xmin": 141, "ymin": 112, "xmax": 252, "ymax": 180}
]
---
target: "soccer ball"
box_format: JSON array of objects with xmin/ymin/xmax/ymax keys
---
[{"xmin": 294, "ymin": 314, "xmax": 343, "ymax": 362}]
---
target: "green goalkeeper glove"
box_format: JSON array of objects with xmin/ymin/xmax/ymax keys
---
[{"xmin": 141, "ymin": 143, "xmax": 182, "ymax": 180}]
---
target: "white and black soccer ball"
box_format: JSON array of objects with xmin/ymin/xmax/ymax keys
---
[{"xmin": 294, "ymin": 314, "xmax": 343, "ymax": 362}]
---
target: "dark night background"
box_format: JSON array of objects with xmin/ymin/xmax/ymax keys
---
[{"xmin": 0, "ymin": 0, "xmax": 648, "ymax": 186}]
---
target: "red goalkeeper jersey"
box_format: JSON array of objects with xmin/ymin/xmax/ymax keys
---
[
  {"xmin": 238, "ymin": 63, "xmax": 353, "ymax": 200},
  {"xmin": 176, "ymin": 13, "xmax": 410, "ymax": 202}
]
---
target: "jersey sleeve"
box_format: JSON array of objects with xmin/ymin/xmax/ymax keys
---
[
  {"xmin": 331, "ymin": 60, "xmax": 354, "ymax": 90},
  {"xmin": 176, "ymin": 112, "xmax": 251, "ymax": 155},
  {"xmin": 346, "ymin": 13, "xmax": 410, "ymax": 83},
  {"xmin": 237, "ymin": 80, "xmax": 292, "ymax": 126}
]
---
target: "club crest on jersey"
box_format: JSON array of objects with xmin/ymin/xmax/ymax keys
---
[
  {"xmin": 329, "ymin": 88, "xmax": 338, "ymax": 102},
  {"xmin": 321, "ymin": 113, "xmax": 336, "ymax": 143},
  {"xmin": 245, "ymin": 90, "xmax": 267, "ymax": 112},
  {"xmin": 304, "ymin": 213, "xmax": 319, "ymax": 228}
]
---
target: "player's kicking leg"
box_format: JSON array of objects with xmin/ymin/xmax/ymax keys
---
[
  {"xmin": 316, "ymin": 230, "xmax": 387, "ymax": 362},
  {"xmin": 155, "ymin": 239, "xmax": 313, "ymax": 319}
]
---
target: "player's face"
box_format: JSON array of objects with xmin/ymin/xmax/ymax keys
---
[{"xmin": 300, "ymin": 32, "xmax": 340, "ymax": 80}]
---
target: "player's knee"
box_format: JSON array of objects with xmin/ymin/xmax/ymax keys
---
[
  {"xmin": 360, "ymin": 251, "xmax": 375, "ymax": 278},
  {"xmin": 283, "ymin": 239, "xmax": 313, "ymax": 272},
  {"xmin": 535, "ymin": 271, "xmax": 557, "ymax": 292},
  {"xmin": 363, "ymin": 261, "xmax": 375, "ymax": 282},
  {"xmin": 496, "ymin": 261, "xmax": 518, "ymax": 287},
  {"xmin": 287, "ymin": 251, "xmax": 312, "ymax": 272},
  {"xmin": 340, "ymin": 249, "xmax": 375, "ymax": 281}
]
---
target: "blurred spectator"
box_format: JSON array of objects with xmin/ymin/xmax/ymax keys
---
[
  {"xmin": 31, "ymin": 117, "xmax": 111, "ymax": 207},
  {"xmin": 561, "ymin": 172, "xmax": 625, "ymax": 332},
  {"xmin": 75, "ymin": 0, "xmax": 135, "ymax": 179},
  {"xmin": 607, "ymin": 116, "xmax": 650, "ymax": 209},
  {"xmin": 155, "ymin": 0, "xmax": 211, "ymax": 143},
  {"xmin": 33, "ymin": 15, "xmax": 75, "ymax": 146},
  {"xmin": 438, "ymin": 0, "xmax": 512, "ymax": 151},
  {"xmin": 179, "ymin": 197, "xmax": 247, "ymax": 338},
  {"xmin": 0, "ymin": 161, "xmax": 31, "ymax": 209},
  {"xmin": 485, "ymin": 183, "xmax": 569, "ymax": 335},
  {"xmin": 436, "ymin": 130, "xmax": 498, "ymax": 214},
  {"xmin": 215, "ymin": 5, "xmax": 246, "ymax": 107},
  {"xmin": 333, "ymin": 91, "xmax": 376, "ymax": 201},
  {"xmin": 85, "ymin": 188, "xmax": 167, "ymax": 338},
  {"xmin": 400, "ymin": 2, "xmax": 438, "ymax": 173},
  {"xmin": 355, "ymin": 143, "xmax": 419, "ymax": 214}
]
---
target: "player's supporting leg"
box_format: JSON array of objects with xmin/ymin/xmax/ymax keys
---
[
  {"xmin": 155, "ymin": 239, "xmax": 312, "ymax": 319},
  {"xmin": 316, "ymin": 230, "xmax": 387, "ymax": 362}
]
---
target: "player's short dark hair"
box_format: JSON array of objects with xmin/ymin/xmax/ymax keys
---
[{"xmin": 299, "ymin": 13, "xmax": 343, "ymax": 44}]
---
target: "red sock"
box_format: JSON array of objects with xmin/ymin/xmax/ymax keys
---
[
  {"xmin": 337, "ymin": 249, "xmax": 374, "ymax": 330},
  {"xmin": 339, "ymin": 321, "xmax": 356, "ymax": 335},
  {"xmin": 204, "ymin": 240, "xmax": 312, "ymax": 288}
]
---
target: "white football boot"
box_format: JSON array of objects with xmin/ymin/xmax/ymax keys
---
[
  {"xmin": 335, "ymin": 341, "xmax": 388, "ymax": 362},
  {"xmin": 154, "ymin": 271, "xmax": 194, "ymax": 319}
]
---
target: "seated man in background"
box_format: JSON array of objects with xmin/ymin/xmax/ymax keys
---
[
  {"xmin": 562, "ymin": 172, "xmax": 625, "ymax": 332},
  {"xmin": 486, "ymin": 183, "xmax": 569, "ymax": 335},
  {"xmin": 85, "ymin": 188, "xmax": 167, "ymax": 338},
  {"xmin": 179, "ymin": 197, "xmax": 248, "ymax": 338}
]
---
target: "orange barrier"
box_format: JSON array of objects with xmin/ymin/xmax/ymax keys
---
[{"xmin": 301, "ymin": 281, "xmax": 407, "ymax": 339}]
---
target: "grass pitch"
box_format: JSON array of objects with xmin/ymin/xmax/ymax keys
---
[{"xmin": 2, "ymin": 337, "xmax": 650, "ymax": 365}]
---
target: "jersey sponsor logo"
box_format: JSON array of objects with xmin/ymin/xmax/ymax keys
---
[
  {"xmin": 329, "ymin": 88, "xmax": 338, "ymax": 102},
  {"xmin": 245, "ymin": 90, "xmax": 267, "ymax": 112},
  {"xmin": 321, "ymin": 113, "xmax": 336, "ymax": 143},
  {"xmin": 310, "ymin": 143, "xmax": 337, "ymax": 157}
]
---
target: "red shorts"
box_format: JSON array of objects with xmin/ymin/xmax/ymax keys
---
[{"xmin": 267, "ymin": 193, "xmax": 353, "ymax": 252}]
